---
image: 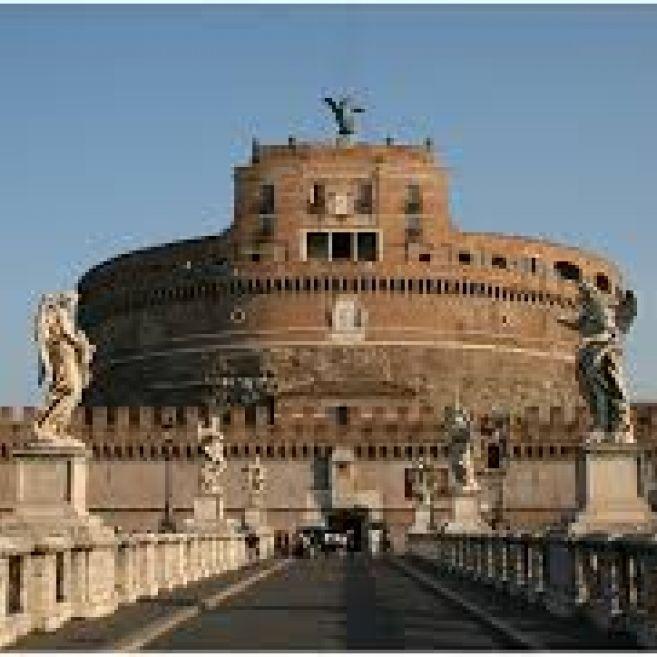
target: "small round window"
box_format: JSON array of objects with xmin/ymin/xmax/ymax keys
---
[{"xmin": 230, "ymin": 308, "xmax": 246, "ymax": 323}]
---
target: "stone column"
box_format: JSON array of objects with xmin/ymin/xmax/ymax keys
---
[
  {"xmin": 173, "ymin": 539, "xmax": 186, "ymax": 588},
  {"xmin": 115, "ymin": 539, "xmax": 137, "ymax": 605},
  {"xmin": 24, "ymin": 549, "xmax": 62, "ymax": 632},
  {"xmin": 85, "ymin": 543, "xmax": 117, "ymax": 618}
]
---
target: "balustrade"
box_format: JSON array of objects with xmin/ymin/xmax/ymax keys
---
[
  {"xmin": 407, "ymin": 530, "xmax": 657, "ymax": 648},
  {"xmin": 0, "ymin": 529, "xmax": 251, "ymax": 649}
]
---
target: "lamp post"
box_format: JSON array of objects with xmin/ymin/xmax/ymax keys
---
[{"xmin": 160, "ymin": 410, "xmax": 176, "ymax": 532}]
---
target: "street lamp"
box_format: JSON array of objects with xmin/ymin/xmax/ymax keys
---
[{"xmin": 160, "ymin": 410, "xmax": 176, "ymax": 532}]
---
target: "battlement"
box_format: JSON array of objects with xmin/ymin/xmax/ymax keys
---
[{"xmin": 1, "ymin": 402, "xmax": 654, "ymax": 444}]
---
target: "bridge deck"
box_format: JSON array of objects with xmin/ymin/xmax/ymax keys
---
[
  {"xmin": 149, "ymin": 554, "xmax": 636, "ymax": 651},
  {"xmin": 10, "ymin": 554, "xmax": 639, "ymax": 651}
]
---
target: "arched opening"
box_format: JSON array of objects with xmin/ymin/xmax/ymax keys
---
[
  {"xmin": 487, "ymin": 443, "xmax": 501, "ymax": 469},
  {"xmin": 553, "ymin": 260, "xmax": 581, "ymax": 282},
  {"xmin": 595, "ymin": 272, "xmax": 611, "ymax": 292}
]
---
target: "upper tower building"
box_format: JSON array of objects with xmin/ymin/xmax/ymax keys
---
[{"xmin": 232, "ymin": 138, "xmax": 451, "ymax": 266}]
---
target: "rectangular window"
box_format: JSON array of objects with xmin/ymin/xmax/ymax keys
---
[
  {"xmin": 245, "ymin": 405, "xmax": 257, "ymax": 427},
  {"xmin": 259, "ymin": 184, "xmax": 275, "ymax": 215},
  {"xmin": 336, "ymin": 406, "xmax": 349, "ymax": 426},
  {"xmin": 405, "ymin": 184, "xmax": 422, "ymax": 214},
  {"xmin": 260, "ymin": 215, "xmax": 275, "ymax": 237},
  {"xmin": 331, "ymin": 232, "xmax": 352, "ymax": 260},
  {"xmin": 310, "ymin": 183, "xmax": 325, "ymax": 212},
  {"xmin": 458, "ymin": 251, "xmax": 472, "ymax": 265},
  {"xmin": 492, "ymin": 255, "xmax": 507, "ymax": 269},
  {"xmin": 356, "ymin": 182, "xmax": 373, "ymax": 214},
  {"xmin": 406, "ymin": 215, "xmax": 422, "ymax": 241},
  {"xmin": 306, "ymin": 232, "xmax": 329, "ymax": 260},
  {"xmin": 357, "ymin": 232, "xmax": 377, "ymax": 262}
]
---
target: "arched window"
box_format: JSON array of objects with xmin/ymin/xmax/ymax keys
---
[
  {"xmin": 554, "ymin": 261, "xmax": 581, "ymax": 282},
  {"xmin": 595, "ymin": 273, "xmax": 611, "ymax": 292}
]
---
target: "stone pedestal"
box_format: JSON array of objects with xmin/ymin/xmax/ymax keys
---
[
  {"xmin": 0, "ymin": 434, "xmax": 118, "ymax": 629},
  {"xmin": 1, "ymin": 436, "xmax": 114, "ymax": 543},
  {"xmin": 409, "ymin": 503, "xmax": 432, "ymax": 534},
  {"xmin": 244, "ymin": 505, "xmax": 264, "ymax": 530},
  {"xmin": 241, "ymin": 503, "xmax": 274, "ymax": 561},
  {"xmin": 181, "ymin": 494, "xmax": 234, "ymax": 546},
  {"xmin": 184, "ymin": 495, "xmax": 225, "ymax": 529},
  {"xmin": 13, "ymin": 437, "xmax": 88, "ymax": 522},
  {"xmin": 569, "ymin": 439, "xmax": 656, "ymax": 535},
  {"xmin": 442, "ymin": 487, "xmax": 489, "ymax": 534}
]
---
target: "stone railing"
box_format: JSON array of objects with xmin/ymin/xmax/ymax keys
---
[
  {"xmin": 0, "ymin": 529, "xmax": 253, "ymax": 649},
  {"xmin": 408, "ymin": 530, "xmax": 657, "ymax": 648}
]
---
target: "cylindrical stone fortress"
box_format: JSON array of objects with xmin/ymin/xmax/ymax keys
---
[{"xmin": 77, "ymin": 139, "xmax": 622, "ymax": 418}]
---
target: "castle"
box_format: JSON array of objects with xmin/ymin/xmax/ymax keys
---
[{"xmin": 2, "ymin": 119, "xmax": 655, "ymax": 551}]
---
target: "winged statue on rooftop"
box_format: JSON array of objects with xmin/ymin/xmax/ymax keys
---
[
  {"xmin": 558, "ymin": 280, "xmax": 637, "ymax": 441},
  {"xmin": 323, "ymin": 96, "xmax": 365, "ymax": 137}
]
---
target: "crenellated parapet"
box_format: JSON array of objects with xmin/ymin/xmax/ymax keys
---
[{"xmin": 2, "ymin": 402, "xmax": 657, "ymax": 464}]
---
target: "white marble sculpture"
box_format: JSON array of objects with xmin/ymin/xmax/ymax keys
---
[
  {"xmin": 444, "ymin": 406, "xmax": 478, "ymax": 491},
  {"xmin": 559, "ymin": 280, "xmax": 637, "ymax": 441},
  {"xmin": 411, "ymin": 457, "xmax": 434, "ymax": 506},
  {"xmin": 242, "ymin": 455, "xmax": 266, "ymax": 505},
  {"xmin": 197, "ymin": 416, "xmax": 226, "ymax": 496},
  {"xmin": 250, "ymin": 455, "xmax": 265, "ymax": 494},
  {"xmin": 33, "ymin": 291, "xmax": 95, "ymax": 441}
]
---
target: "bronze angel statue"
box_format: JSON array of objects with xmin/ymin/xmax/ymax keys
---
[
  {"xmin": 559, "ymin": 280, "xmax": 637, "ymax": 440},
  {"xmin": 33, "ymin": 291, "xmax": 95, "ymax": 441},
  {"xmin": 323, "ymin": 96, "xmax": 365, "ymax": 136}
]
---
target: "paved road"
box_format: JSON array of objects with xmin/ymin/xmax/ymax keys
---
[{"xmin": 146, "ymin": 554, "xmax": 535, "ymax": 651}]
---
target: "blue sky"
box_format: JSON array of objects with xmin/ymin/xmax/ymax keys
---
[{"xmin": 0, "ymin": 6, "xmax": 656, "ymax": 405}]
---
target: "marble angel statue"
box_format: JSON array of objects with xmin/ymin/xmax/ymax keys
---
[
  {"xmin": 411, "ymin": 457, "xmax": 434, "ymax": 506},
  {"xmin": 33, "ymin": 291, "xmax": 95, "ymax": 441},
  {"xmin": 558, "ymin": 280, "xmax": 637, "ymax": 441},
  {"xmin": 444, "ymin": 405, "xmax": 479, "ymax": 491},
  {"xmin": 198, "ymin": 417, "xmax": 227, "ymax": 496}
]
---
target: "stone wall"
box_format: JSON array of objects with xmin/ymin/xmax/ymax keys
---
[{"xmin": 2, "ymin": 403, "xmax": 656, "ymax": 536}]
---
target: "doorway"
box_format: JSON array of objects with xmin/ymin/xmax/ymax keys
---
[{"xmin": 327, "ymin": 507, "xmax": 369, "ymax": 552}]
